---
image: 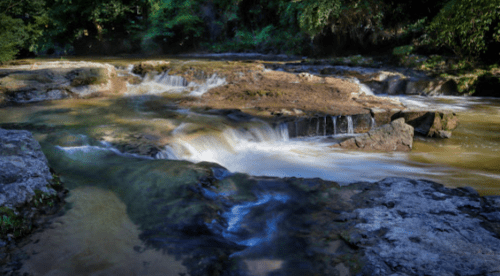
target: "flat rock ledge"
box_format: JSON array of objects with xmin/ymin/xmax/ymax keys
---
[{"xmin": 332, "ymin": 118, "xmax": 414, "ymax": 151}]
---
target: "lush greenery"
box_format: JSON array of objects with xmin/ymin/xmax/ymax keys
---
[{"xmin": 0, "ymin": 0, "xmax": 499, "ymax": 63}]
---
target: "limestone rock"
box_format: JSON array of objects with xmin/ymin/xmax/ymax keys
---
[
  {"xmin": 333, "ymin": 118, "xmax": 414, "ymax": 151},
  {"xmin": 391, "ymin": 111, "xmax": 459, "ymax": 138},
  {"xmin": 0, "ymin": 128, "xmax": 54, "ymax": 208}
]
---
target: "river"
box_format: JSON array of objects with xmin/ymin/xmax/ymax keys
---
[{"xmin": 0, "ymin": 59, "xmax": 499, "ymax": 275}]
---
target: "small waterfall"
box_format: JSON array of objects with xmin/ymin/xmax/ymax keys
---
[
  {"xmin": 331, "ymin": 116, "xmax": 337, "ymax": 135},
  {"xmin": 371, "ymin": 117, "xmax": 376, "ymax": 129},
  {"xmin": 155, "ymin": 73, "xmax": 188, "ymax": 87},
  {"xmin": 294, "ymin": 121, "xmax": 298, "ymax": 137},
  {"xmin": 155, "ymin": 145, "xmax": 179, "ymax": 160},
  {"xmin": 316, "ymin": 119, "xmax": 320, "ymax": 136},
  {"xmin": 323, "ymin": 116, "xmax": 327, "ymax": 136},
  {"xmin": 347, "ymin": 116, "xmax": 354, "ymax": 134},
  {"xmin": 126, "ymin": 71, "xmax": 226, "ymax": 96},
  {"xmin": 278, "ymin": 122, "xmax": 289, "ymax": 142}
]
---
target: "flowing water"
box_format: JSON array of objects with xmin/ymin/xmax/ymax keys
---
[{"xmin": 1, "ymin": 61, "xmax": 500, "ymax": 275}]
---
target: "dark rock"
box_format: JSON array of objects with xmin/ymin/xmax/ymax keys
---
[
  {"xmin": 131, "ymin": 61, "xmax": 170, "ymax": 76},
  {"xmin": 341, "ymin": 177, "xmax": 500, "ymax": 276},
  {"xmin": 333, "ymin": 118, "xmax": 414, "ymax": 152},
  {"xmin": 0, "ymin": 128, "xmax": 54, "ymax": 208},
  {"xmin": 391, "ymin": 111, "xmax": 459, "ymax": 138}
]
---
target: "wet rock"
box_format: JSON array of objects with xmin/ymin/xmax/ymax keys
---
[
  {"xmin": 391, "ymin": 111, "xmax": 459, "ymax": 138},
  {"xmin": 333, "ymin": 118, "xmax": 414, "ymax": 152},
  {"xmin": 0, "ymin": 128, "xmax": 54, "ymax": 208},
  {"xmin": 347, "ymin": 178, "xmax": 500, "ymax": 276}
]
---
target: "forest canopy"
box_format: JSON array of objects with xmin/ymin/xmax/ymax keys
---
[{"xmin": 0, "ymin": 0, "xmax": 499, "ymax": 63}]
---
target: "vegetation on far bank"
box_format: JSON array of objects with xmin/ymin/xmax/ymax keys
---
[{"xmin": 1, "ymin": 0, "xmax": 499, "ymax": 62}]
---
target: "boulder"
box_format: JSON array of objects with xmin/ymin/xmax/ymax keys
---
[
  {"xmin": 321, "ymin": 177, "xmax": 500, "ymax": 276},
  {"xmin": 391, "ymin": 111, "xmax": 459, "ymax": 138},
  {"xmin": 0, "ymin": 128, "xmax": 54, "ymax": 208},
  {"xmin": 333, "ymin": 118, "xmax": 414, "ymax": 151}
]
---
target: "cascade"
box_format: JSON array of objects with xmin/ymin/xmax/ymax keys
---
[
  {"xmin": 347, "ymin": 116, "xmax": 354, "ymax": 134},
  {"xmin": 155, "ymin": 73, "xmax": 189, "ymax": 87},
  {"xmin": 371, "ymin": 117, "xmax": 376, "ymax": 129},
  {"xmin": 332, "ymin": 116, "xmax": 337, "ymax": 135},
  {"xmin": 278, "ymin": 122, "xmax": 289, "ymax": 142},
  {"xmin": 324, "ymin": 116, "xmax": 327, "ymax": 136},
  {"xmin": 316, "ymin": 119, "xmax": 320, "ymax": 136}
]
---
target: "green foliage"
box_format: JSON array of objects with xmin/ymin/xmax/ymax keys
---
[
  {"xmin": 393, "ymin": 45, "xmax": 414, "ymax": 56},
  {"xmin": 296, "ymin": 0, "xmax": 342, "ymax": 37},
  {"xmin": 427, "ymin": 0, "xmax": 500, "ymax": 60},
  {"xmin": 0, "ymin": 14, "xmax": 27, "ymax": 63}
]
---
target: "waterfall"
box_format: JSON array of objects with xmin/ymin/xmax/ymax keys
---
[
  {"xmin": 316, "ymin": 119, "xmax": 320, "ymax": 136},
  {"xmin": 294, "ymin": 121, "xmax": 298, "ymax": 137},
  {"xmin": 126, "ymin": 71, "xmax": 226, "ymax": 96},
  {"xmin": 347, "ymin": 116, "xmax": 354, "ymax": 134},
  {"xmin": 332, "ymin": 116, "xmax": 337, "ymax": 135},
  {"xmin": 323, "ymin": 116, "xmax": 327, "ymax": 136},
  {"xmin": 155, "ymin": 73, "xmax": 188, "ymax": 87},
  {"xmin": 371, "ymin": 117, "xmax": 376, "ymax": 129},
  {"xmin": 278, "ymin": 122, "xmax": 289, "ymax": 142}
]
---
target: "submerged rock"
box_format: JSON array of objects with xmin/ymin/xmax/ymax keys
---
[{"xmin": 332, "ymin": 118, "xmax": 414, "ymax": 151}]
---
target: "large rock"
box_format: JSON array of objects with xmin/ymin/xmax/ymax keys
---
[
  {"xmin": 0, "ymin": 61, "xmax": 122, "ymax": 105},
  {"xmin": 333, "ymin": 118, "xmax": 414, "ymax": 151},
  {"xmin": 392, "ymin": 111, "xmax": 459, "ymax": 138},
  {"xmin": 339, "ymin": 178, "xmax": 500, "ymax": 276},
  {"xmin": 0, "ymin": 128, "xmax": 54, "ymax": 208}
]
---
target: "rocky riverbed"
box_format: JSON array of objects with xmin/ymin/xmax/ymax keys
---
[{"xmin": 0, "ymin": 58, "xmax": 499, "ymax": 275}]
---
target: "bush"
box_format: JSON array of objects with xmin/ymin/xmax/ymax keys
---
[{"xmin": 427, "ymin": 0, "xmax": 500, "ymax": 61}]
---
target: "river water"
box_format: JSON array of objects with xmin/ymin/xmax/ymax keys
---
[{"xmin": 1, "ymin": 61, "xmax": 499, "ymax": 275}]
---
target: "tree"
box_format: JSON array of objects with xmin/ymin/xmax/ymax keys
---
[
  {"xmin": 427, "ymin": 0, "xmax": 500, "ymax": 61},
  {"xmin": 0, "ymin": 0, "xmax": 48, "ymax": 62}
]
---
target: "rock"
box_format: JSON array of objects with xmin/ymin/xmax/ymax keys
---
[
  {"xmin": 333, "ymin": 118, "xmax": 414, "ymax": 151},
  {"xmin": 346, "ymin": 178, "xmax": 500, "ymax": 276},
  {"xmin": 131, "ymin": 60, "xmax": 170, "ymax": 76},
  {"xmin": 0, "ymin": 61, "xmax": 122, "ymax": 105},
  {"xmin": 0, "ymin": 128, "xmax": 54, "ymax": 208},
  {"xmin": 391, "ymin": 111, "xmax": 459, "ymax": 138}
]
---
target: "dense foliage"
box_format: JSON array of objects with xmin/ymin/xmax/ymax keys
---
[
  {"xmin": 0, "ymin": 0, "xmax": 498, "ymax": 63},
  {"xmin": 426, "ymin": 0, "xmax": 500, "ymax": 61}
]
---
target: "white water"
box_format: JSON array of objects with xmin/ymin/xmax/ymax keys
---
[
  {"xmin": 126, "ymin": 71, "xmax": 226, "ymax": 96},
  {"xmin": 157, "ymin": 119, "xmax": 446, "ymax": 185},
  {"xmin": 347, "ymin": 116, "xmax": 354, "ymax": 134},
  {"xmin": 332, "ymin": 116, "xmax": 337, "ymax": 135}
]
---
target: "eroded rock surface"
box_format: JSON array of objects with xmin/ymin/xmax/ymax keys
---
[
  {"xmin": 333, "ymin": 118, "xmax": 414, "ymax": 151},
  {"xmin": 0, "ymin": 128, "xmax": 54, "ymax": 208},
  {"xmin": 340, "ymin": 178, "xmax": 500, "ymax": 276}
]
